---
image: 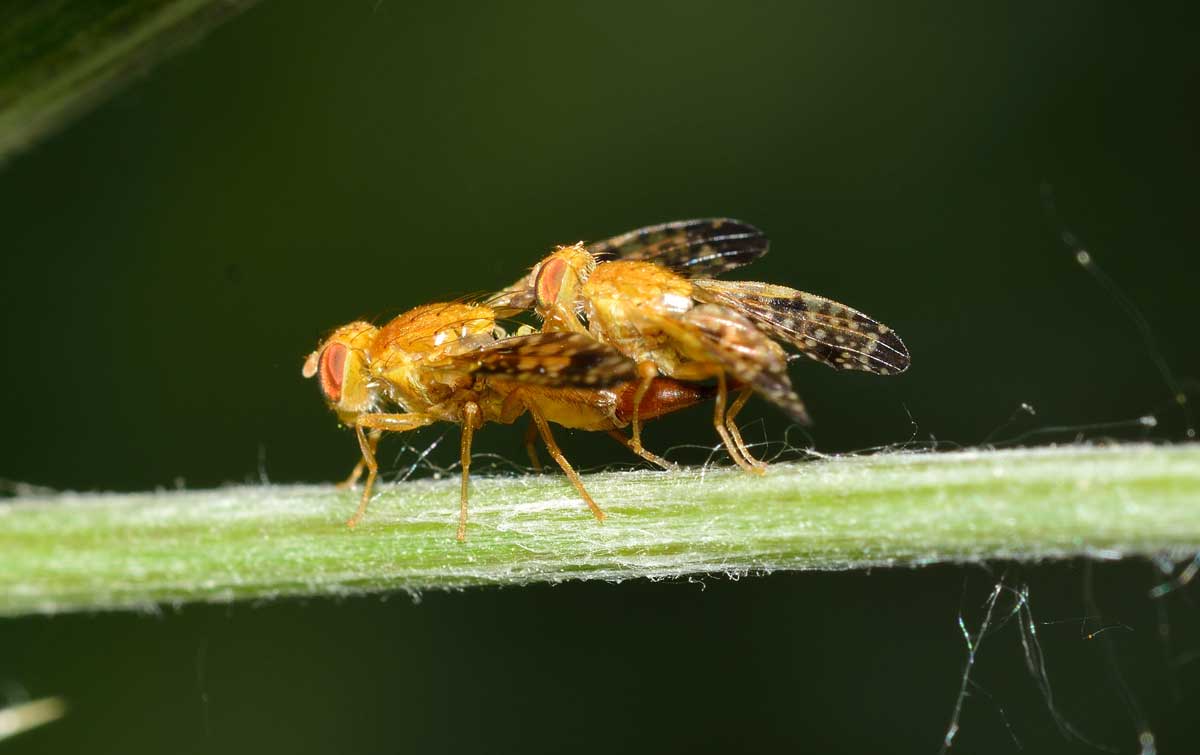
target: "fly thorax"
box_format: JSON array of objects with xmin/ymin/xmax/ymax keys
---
[{"xmin": 657, "ymin": 291, "xmax": 694, "ymax": 314}]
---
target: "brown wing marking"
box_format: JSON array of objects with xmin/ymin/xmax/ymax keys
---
[
  {"xmin": 586, "ymin": 218, "xmax": 768, "ymax": 278},
  {"xmin": 666, "ymin": 304, "xmax": 810, "ymax": 424},
  {"xmin": 691, "ymin": 280, "xmax": 910, "ymax": 375},
  {"xmin": 466, "ymin": 332, "xmax": 637, "ymax": 387}
]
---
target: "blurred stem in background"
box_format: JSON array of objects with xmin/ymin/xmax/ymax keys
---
[
  {"xmin": 0, "ymin": 698, "xmax": 67, "ymax": 743},
  {"xmin": 2, "ymin": 444, "xmax": 1198, "ymax": 616},
  {"xmin": 0, "ymin": 0, "xmax": 258, "ymax": 163}
]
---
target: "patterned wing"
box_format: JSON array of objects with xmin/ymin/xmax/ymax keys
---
[
  {"xmin": 692, "ymin": 280, "xmax": 910, "ymax": 375},
  {"xmin": 665, "ymin": 304, "xmax": 811, "ymax": 424},
  {"xmin": 461, "ymin": 332, "xmax": 637, "ymax": 388},
  {"xmin": 587, "ymin": 218, "xmax": 768, "ymax": 278}
]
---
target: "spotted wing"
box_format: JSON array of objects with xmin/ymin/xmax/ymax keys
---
[
  {"xmin": 461, "ymin": 332, "xmax": 637, "ymax": 387},
  {"xmin": 660, "ymin": 304, "xmax": 810, "ymax": 424},
  {"xmin": 587, "ymin": 218, "xmax": 768, "ymax": 278},
  {"xmin": 691, "ymin": 280, "xmax": 910, "ymax": 375}
]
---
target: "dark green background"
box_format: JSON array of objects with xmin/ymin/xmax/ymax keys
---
[{"xmin": 2, "ymin": 2, "xmax": 1198, "ymax": 752}]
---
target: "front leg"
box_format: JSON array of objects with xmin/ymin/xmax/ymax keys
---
[
  {"xmin": 337, "ymin": 429, "xmax": 381, "ymax": 490},
  {"xmin": 345, "ymin": 413, "xmax": 438, "ymax": 528}
]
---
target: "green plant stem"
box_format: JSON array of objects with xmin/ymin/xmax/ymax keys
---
[
  {"xmin": 1, "ymin": 444, "xmax": 1198, "ymax": 616},
  {"xmin": 0, "ymin": 0, "xmax": 258, "ymax": 163}
]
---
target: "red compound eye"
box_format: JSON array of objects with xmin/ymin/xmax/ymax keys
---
[
  {"xmin": 534, "ymin": 257, "xmax": 568, "ymax": 311},
  {"xmin": 319, "ymin": 343, "xmax": 348, "ymax": 402}
]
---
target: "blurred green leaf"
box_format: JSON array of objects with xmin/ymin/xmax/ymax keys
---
[{"xmin": 0, "ymin": 0, "xmax": 258, "ymax": 163}]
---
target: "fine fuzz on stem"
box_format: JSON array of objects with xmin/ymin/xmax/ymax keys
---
[{"xmin": 1, "ymin": 444, "xmax": 1198, "ymax": 616}]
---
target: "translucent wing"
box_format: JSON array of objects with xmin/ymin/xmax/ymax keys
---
[
  {"xmin": 587, "ymin": 218, "xmax": 768, "ymax": 278},
  {"xmin": 692, "ymin": 280, "xmax": 910, "ymax": 375},
  {"xmin": 461, "ymin": 332, "xmax": 637, "ymax": 388},
  {"xmin": 487, "ymin": 277, "xmax": 537, "ymax": 314},
  {"xmin": 661, "ymin": 304, "xmax": 811, "ymax": 424}
]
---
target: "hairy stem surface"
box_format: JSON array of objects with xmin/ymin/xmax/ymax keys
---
[{"xmin": 2, "ymin": 444, "xmax": 1198, "ymax": 616}]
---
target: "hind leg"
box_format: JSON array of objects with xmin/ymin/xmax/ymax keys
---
[
  {"xmin": 607, "ymin": 430, "xmax": 673, "ymax": 469},
  {"xmin": 456, "ymin": 402, "xmax": 481, "ymax": 542},
  {"xmin": 523, "ymin": 420, "xmax": 544, "ymax": 472},
  {"xmin": 724, "ymin": 387, "xmax": 767, "ymax": 471},
  {"xmin": 711, "ymin": 373, "xmax": 765, "ymax": 475}
]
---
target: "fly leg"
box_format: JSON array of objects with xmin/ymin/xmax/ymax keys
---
[
  {"xmin": 345, "ymin": 413, "xmax": 437, "ymax": 528},
  {"xmin": 724, "ymin": 387, "xmax": 767, "ymax": 471},
  {"xmin": 501, "ymin": 393, "xmax": 543, "ymax": 472},
  {"xmin": 526, "ymin": 402, "xmax": 606, "ymax": 522},
  {"xmin": 336, "ymin": 429, "xmax": 380, "ymax": 489},
  {"xmin": 606, "ymin": 430, "xmax": 673, "ymax": 470},
  {"xmin": 523, "ymin": 420, "xmax": 544, "ymax": 472},
  {"xmin": 712, "ymin": 373, "xmax": 765, "ymax": 475},
  {"xmin": 457, "ymin": 401, "xmax": 482, "ymax": 542},
  {"xmin": 673, "ymin": 364, "xmax": 764, "ymax": 474},
  {"xmin": 627, "ymin": 360, "xmax": 659, "ymax": 458}
]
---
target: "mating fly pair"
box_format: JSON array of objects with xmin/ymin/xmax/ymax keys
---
[{"xmin": 304, "ymin": 219, "xmax": 910, "ymax": 540}]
